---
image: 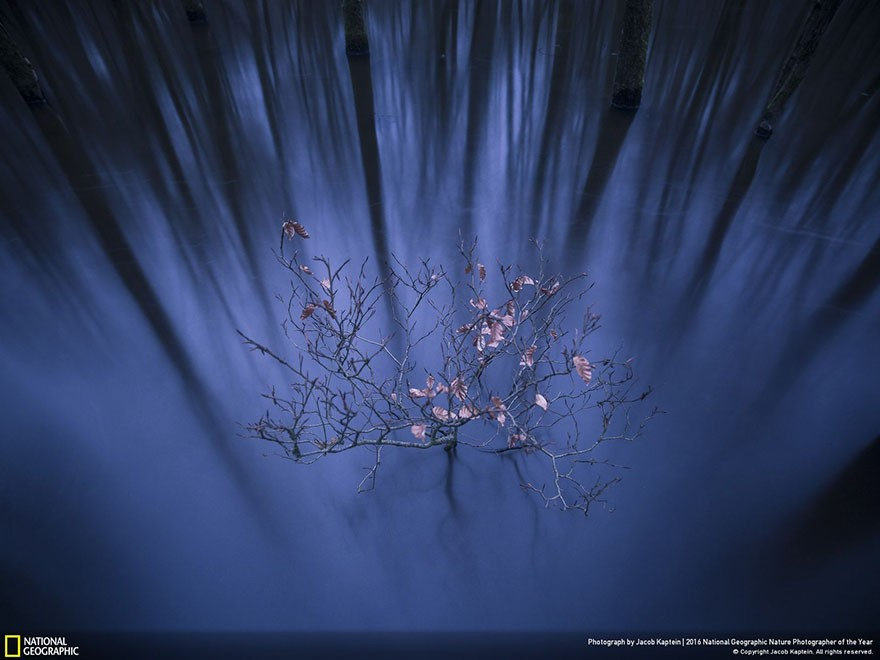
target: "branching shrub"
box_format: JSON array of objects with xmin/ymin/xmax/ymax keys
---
[{"xmin": 238, "ymin": 221, "xmax": 657, "ymax": 515}]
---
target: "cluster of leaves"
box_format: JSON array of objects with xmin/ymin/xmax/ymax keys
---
[{"xmin": 239, "ymin": 222, "xmax": 656, "ymax": 514}]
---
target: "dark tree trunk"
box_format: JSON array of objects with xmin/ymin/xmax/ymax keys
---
[
  {"xmin": 755, "ymin": 0, "xmax": 843, "ymax": 138},
  {"xmin": 611, "ymin": 0, "xmax": 653, "ymax": 110},
  {"xmin": 0, "ymin": 21, "xmax": 46, "ymax": 104},
  {"xmin": 343, "ymin": 0, "xmax": 369, "ymax": 57},
  {"xmin": 183, "ymin": 0, "xmax": 207, "ymax": 24}
]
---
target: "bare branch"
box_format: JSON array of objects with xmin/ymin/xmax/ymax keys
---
[{"xmin": 239, "ymin": 232, "xmax": 655, "ymax": 515}]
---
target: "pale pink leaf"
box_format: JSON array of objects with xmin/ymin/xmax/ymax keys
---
[
  {"xmin": 535, "ymin": 393, "xmax": 548, "ymax": 411},
  {"xmin": 320, "ymin": 278, "xmax": 331, "ymax": 292},
  {"xmin": 432, "ymin": 406, "xmax": 456, "ymax": 422},
  {"xmin": 299, "ymin": 264, "xmax": 313, "ymax": 275},
  {"xmin": 470, "ymin": 297, "xmax": 487, "ymax": 310},
  {"xmin": 519, "ymin": 345, "xmax": 536, "ymax": 368},
  {"xmin": 409, "ymin": 387, "xmax": 428, "ymax": 399},
  {"xmin": 473, "ymin": 333, "xmax": 486, "ymax": 353},
  {"xmin": 282, "ymin": 220, "xmax": 309, "ymax": 238},
  {"xmin": 411, "ymin": 423, "xmax": 426, "ymax": 440},
  {"xmin": 572, "ymin": 355, "xmax": 593, "ymax": 384},
  {"xmin": 300, "ymin": 303, "xmax": 318, "ymax": 320},
  {"xmin": 487, "ymin": 321, "xmax": 505, "ymax": 348},
  {"xmin": 490, "ymin": 395, "xmax": 507, "ymax": 426},
  {"xmin": 510, "ymin": 275, "xmax": 535, "ymax": 292},
  {"xmin": 458, "ymin": 403, "xmax": 478, "ymax": 419},
  {"xmin": 450, "ymin": 377, "xmax": 468, "ymax": 401},
  {"xmin": 477, "ymin": 263, "xmax": 486, "ymax": 281}
]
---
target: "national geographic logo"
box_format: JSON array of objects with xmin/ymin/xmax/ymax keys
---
[{"xmin": 4, "ymin": 636, "xmax": 79, "ymax": 656}]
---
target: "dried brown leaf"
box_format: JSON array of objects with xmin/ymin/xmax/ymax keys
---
[
  {"xmin": 282, "ymin": 220, "xmax": 309, "ymax": 239},
  {"xmin": 458, "ymin": 403, "xmax": 478, "ymax": 419},
  {"xmin": 519, "ymin": 345, "xmax": 537, "ymax": 368},
  {"xmin": 432, "ymin": 406, "xmax": 455, "ymax": 422},
  {"xmin": 572, "ymin": 355, "xmax": 592, "ymax": 384},
  {"xmin": 450, "ymin": 377, "xmax": 468, "ymax": 401},
  {"xmin": 490, "ymin": 395, "xmax": 507, "ymax": 426},
  {"xmin": 486, "ymin": 321, "xmax": 505, "ymax": 348}
]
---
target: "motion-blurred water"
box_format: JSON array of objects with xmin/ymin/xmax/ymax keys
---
[{"xmin": 1, "ymin": 0, "xmax": 878, "ymax": 633}]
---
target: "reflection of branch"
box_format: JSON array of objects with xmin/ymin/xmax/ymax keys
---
[{"xmin": 239, "ymin": 234, "xmax": 656, "ymax": 515}]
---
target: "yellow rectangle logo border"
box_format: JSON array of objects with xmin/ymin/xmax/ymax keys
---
[{"xmin": 4, "ymin": 635, "xmax": 21, "ymax": 658}]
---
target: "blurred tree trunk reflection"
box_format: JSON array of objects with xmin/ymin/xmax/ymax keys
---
[{"xmin": 611, "ymin": 0, "xmax": 653, "ymax": 109}]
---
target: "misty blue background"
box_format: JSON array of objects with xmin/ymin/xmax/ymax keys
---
[{"xmin": 1, "ymin": 0, "xmax": 878, "ymax": 634}]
